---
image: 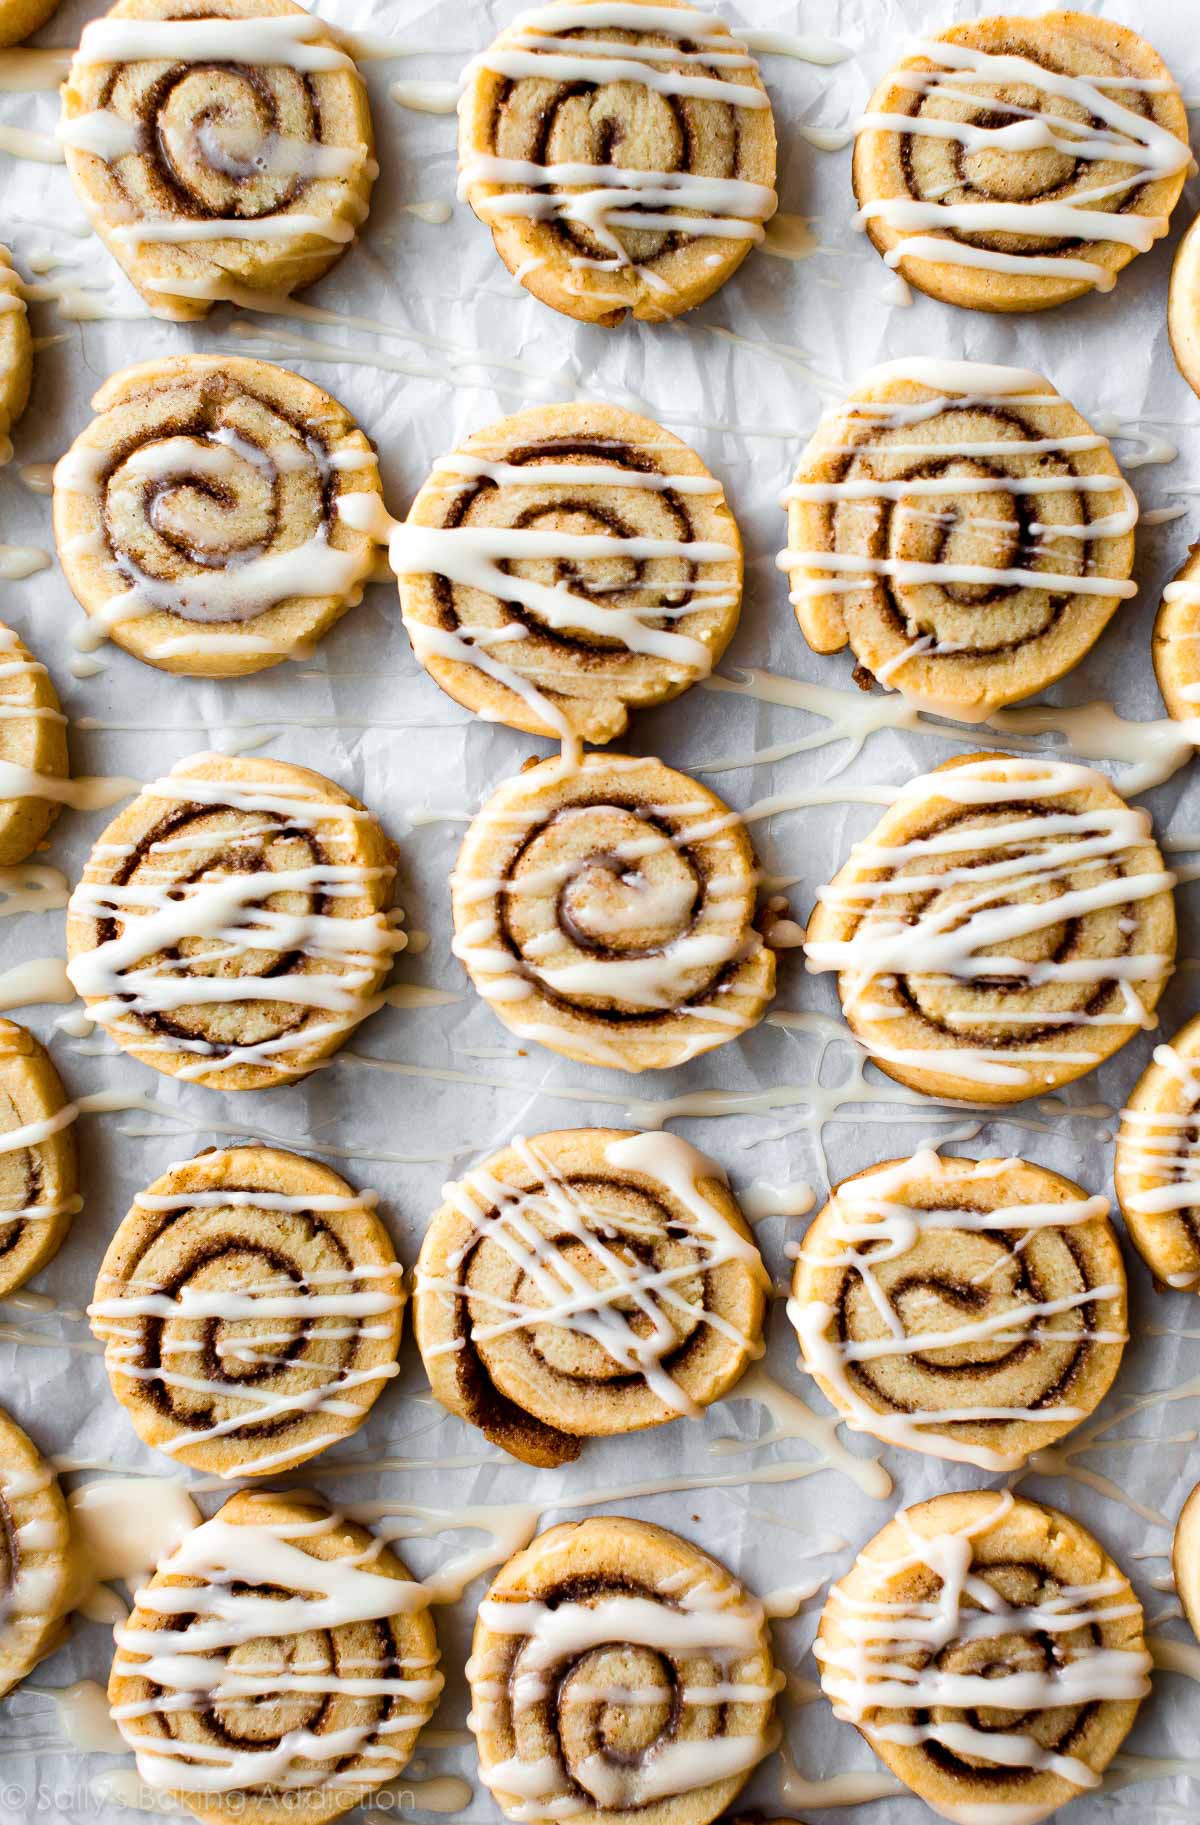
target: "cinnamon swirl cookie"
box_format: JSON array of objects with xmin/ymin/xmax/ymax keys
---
[
  {"xmin": 395, "ymin": 402, "xmax": 743, "ymax": 744},
  {"xmin": 1152, "ymin": 542, "xmax": 1200, "ymax": 726},
  {"xmin": 805, "ymin": 753, "xmax": 1175, "ymax": 1104},
  {"xmin": 459, "ymin": 0, "xmax": 777, "ymax": 326},
  {"xmin": 90, "ymin": 1146, "xmax": 403, "ymax": 1479},
  {"xmin": 789, "ymin": 1151, "xmax": 1125, "ymax": 1470},
  {"xmin": 0, "ymin": 1019, "xmax": 80, "ymax": 1300},
  {"xmin": 853, "ymin": 13, "xmax": 1190, "ymax": 313},
  {"xmin": 53, "ymin": 355, "xmax": 382, "ymax": 677},
  {"xmin": 1173, "ymin": 1480, "xmax": 1200, "ymax": 1645},
  {"xmin": 1169, "ymin": 215, "xmax": 1200, "ymax": 400},
  {"xmin": 469, "ymin": 1516, "xmax": 780, "ymax": 1825},
  {"xmin": 415, "ymin": 1129, "xmax": 767, "ymax": 1466},
  {"xmin": 0, "ymin": 622, "xmax": 69, "ymax": 867},
  {"xmin": 0, "ymin": 249, "xmax": 30, "ymax": 465},
  {"xmin": 65, "ymin": 752, "xmax": 402, "ymax": 1091},
  {"xmin": 60, "ymin": 0, "xmax": 375, "ymax": 322},
  {"xmin": 780, "ymin": 359, "xmax": 1137, "ymax": 716},
  {"xmin": 109, "ymin": 1489, "xmax": 443, "ymax": 1825},
  {"xmin": 0, "ymin": 0, "xmax": 60, "ymax": 46},
  {"xmin": 817, "ymin": 1490, "xmax": 1149, "ymax": 1823},
  {"xmin": 1115, "ymin": 1012, "xmax": 1200, "ymax": 1290},
  {"xmin": 452, "ymin": 751, "xmax": 774, "ymax": 1071},
  {"xmin": 0, "ymin": 1410, "xmax": 72, "ymax": 1696}
]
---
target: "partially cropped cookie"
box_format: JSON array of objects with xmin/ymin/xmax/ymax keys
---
[
  {"xmin": 818, "ymin": 1491, "xmax": 1149, "ymax": 1823},
  {"xmin": 1174, "ymin": 1480, "xmax": 1200, "ymax": 1646},
  {"xmin": 1170, "ymin": 215, "xmax": 1200, "ymax": 400},
  {"xmin": 395, "ymin": 402, "xmax": 743, "ymax": 744},
  {"xmin": 0, "ymin": 249, "xmax": 30, "ymax": 466},
  {"xmin": 60, "ymin": 0, "xmax": 376, "ymax": 321},
  {"xmin": 781, "ymin": 359, "xmax": 1137, "ymax": 716},
  {"xmin": 790, "ymin": 1151, "xmax": 1125, "ymax": 1469},
  {"xmin": 53, "ymin": 355, "xmax": 383, "ymax": 676},
  {"xmin": 1116, "ymin": 1012, "xmax": 1200, "ymax": 1290},
  {"xmin": 1153, "ymin": 543, "xmax": 1200, "ymax": 725},
  {"xmin": 91, "ymin": 1146, "xmax": 404, "ymax": 1479},
  {"xmin": 854, "ymin": 12, "xmax": 1190, "ymax": 313},
  {"xmin": 0, "ymin": 1410, "xmax": 72, "ymax": 1694},
  {"xmin": 0, "ymin": 622, "xmax": 69, "ymax": 866},
  {"xmin": 0, "ymin": 1019, "xmax": 79, "ymax": 1299},
  {"xmin": 66, "ymin": 752, "xmax": 402, "ymax": 1091},
  {"xmin": 110, "ymin": 1489, "xmax": 442, "ymax": 1825},
  {"xmin": 459, "ymin": 0, "xmax": 777, "ymax": 326},
  {"xmin": 452, "ymin": 751, "xmax": 775, "ymax": 1071},
  {"xmin": 805, "ymin": 752, "xmax": 1175, "ymax": 1104},
  {"xmin": 415, "ymin": 1129, "xmax": 767, "ymax": 1466},
  {"xmin": 0, "ymin": 0, "xmax": 60, "ymax": 44}
]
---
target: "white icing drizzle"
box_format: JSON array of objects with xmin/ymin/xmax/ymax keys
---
[
  {"xmin": 73, "ymin": 15, "xmax": 356, "ymax": 74},
  {"xmin": 1118, "ymin": 1038, "xmax": 1200, "ymax": 1240},
  {"xmin": 856, "ymin": 38, "xmax": 1192, "ymax": 289},
  {"xmin": 804, "ymin": 756, "xmax": 1174, "ymax": 1089},
  {"xmin": 111, "ymin": 1506, "xmax": 443, "ymax": 1797},
  {"xmin": 818, "ymin": 1491, "xmax": 1151, "ymax": 1813},
  {"xmin": 419, "ymin": 1131, "xmax": 767, "ymax": 1414},
  {"xmin": 65, "ymin": 1478, "xmax": 200, "ymax": 1625},
  {"xmin": 788, "ymin": 1152, "xmax": 1119, "ymax": 1469},
  {"xmin": 64, "ymin": 761, "xmax": 404, "ymax": 1080}
]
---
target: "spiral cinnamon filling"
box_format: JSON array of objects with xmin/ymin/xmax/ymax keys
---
[
  {"xmin": 60, "ymin": 0, "xmax": 376, "ymax": 321},
  {"xmin": 415, "ymin": 1129, "xmax": 766, "ymax": 1467},
  {"xmin": 452, "ymin": 753, "xmax": 773, "ymax": 1072},
  {"xmin": 817, "ymin": 1491, "xmax": 1149, "ymax": 1822},
  {"xmin": 399, "ymin": 405, "xmax": 743, "ymax": 745},
  {"xmin": 789, "ymin": 1153, "xmax": 1125, "ymax": 1470},
  {"xmin": 804, "ymin": 753, "xmax": 1175, "ymax": 1103},
  {"xmin": 109, "ymin": 1490, "xmax": 443, "ymax": 1825},
  {"xmin": 65, "ymin": 753, "xmax": 401, "ymax": 1091},
  {"xmin": 469, "ymin": 1516, "xmax": 780, "ymax": 1825},
  {"xmin": 459, "ymin": 2, "xmax": 777, "ymax": 325},
  {"xmin": 91, "ymin": 1146, "xmax": 404, "ymax": 1478},
  {"xmin": 851, "ymin": 15, "xmax": 1190, "ymax": 310},
  {"xmin": 780, "ymin": 360, "xmax": 1137, "ymax": 714}
]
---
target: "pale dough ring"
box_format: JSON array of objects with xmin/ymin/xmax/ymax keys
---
[
  {"xmin": 60, "ymin": 0, "xmax": 376, "ymax": 322},
  {"xmin": 789, "ymin": 1150, "xmax": 1126, "ymax": 1469},
  {"xmin": 853, "ymin": 11, "xmax": 1190, "ymax": 313},
  {"xmin": 414, "ymin": 1127, "xmax": 768, "ymax": 1466},
  {"xmin": 65, "ymin": 751, "xmax": 401, "ymax": 1092},
  {"xmin": 0, "ymin": 1017, "xmax": 79, "ymax": 1300},
  {"xmin": 469, "ymin": 1514, "xmax": 780, "ymax": 1825},
  {"xmin": 817, "ymin": 1490, "xmax": 1149, "ymax": 1823},
  {"xmin": 53, "ymin": 354, "xmax": 383, "ymax": 678},
  {"xmin": 1152, "ymin": 539, "xmax": 1200, "ymax": 727},
  {"xmin": 1115, "ymin": 1010, "xmax": 1200, "ymax": 1291},
  {"xmin": 804, "ymin": 750, "xmax": 1175, "ymax": 1105},
  {"xmin": 0, "ymin": 248, "xmax": 31, "ymax": 464},
  {"xmin": 398, "ymin": 401, "xmax": 744, "ymax": 744},
  {"xmin": 0, "ymin": 1408, "xmax": 72, "ymax": 1696},
  {"xmin": 459, "ymin": 0, "xmax": 777, "ymax": 326},
  {"xmin": 451, "ymin": 750, "xmax": 775, "ymax": 1072},
  {"xmin": 90, "ymin": 1144, "xmax": 405, "ymax": 1479},
  {"xmin": 0, "ymin": 619, "xmax": 69, "ymax": 867},
  {"xmin": 782, "ymin": 359, "xmax": 1137, "ymax": 717}
]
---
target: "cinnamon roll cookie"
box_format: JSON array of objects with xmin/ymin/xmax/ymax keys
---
[
  {"xmin": 853, "ymin": 13, "xmax": 1190, "ymax": 313},
  {"xmin": 90, "ymin": 1146, "xmax": 404, "ymax": 1479},
  {"xmin": 109, "ymin": 1489, "xmax": 443, "ymax": 1825},
  {"xmin": 805, "ymin": 753, "xmax": 1175, "ymax": 1103},
  {"xmin": 65, "ymin": 752, "xmax": 402, "ymax": 1091},
  {"xmin": 0, "ymin": 1410, "xmax": 72, "ymax": 1696},
  {"xmin": 59, "ymin": 0, "xmax": 375, "ymax": 322},
  {"xmin": 1170, "ymin": 215, "xmax": 1200, "ymax": 400},
  {"xmin": 459, "ymin": 0, "xmax": 777, "ymax": 326},
  {"xmin": 1173, "ymin": 1480, "xmax": 1200, "ymax": 1645},
  {"xmin": 452, "ymin": 751, "xmax": 774, "ymax": 1071},
  {"xmin": 0, "ymin": 1019, "xmax": 80, "ymax": 1299},
  {"xmin": 0, "ymin": 0, "xmax": 60, "ymax": 46},
  {"xmin": 469, "ymin": 1516, "xmax": 780, "ymax": 1825},
  {"xmin": 415, "ymin": 1129, "xmax": 767, "ymax": 1466},
  {"xmin": 1152, "ymin": 542, "xmax": 1200, "ymax": 726},
  {"xmin": 0, "ymin": 622, "xmax": 69, "ymax": 867},
  {"xmin": 0, "ymin": 249, "xmax": 30, "ymax": 465},
  {"xmin": 53, "ymin": 355, "xmax": 382, "ymax": 677},
  {"xmin": 781, "ymin": 359, "xmax": 1138, "ymax": 716},
  {"xmin": 818, "ymin": 1490, "xmax": 1149, "ymax": 1823},
  {"xmin": 1116, "ymin": 1012, "xmax": 1200, "ymax": 1290},
  {"xmin": 789, "ymin": 1151, "xmax": 1125, "ymax": 1470},
  {"xmin": 395, "ymin": 403, "xmax": 742, "ymax": 744}
]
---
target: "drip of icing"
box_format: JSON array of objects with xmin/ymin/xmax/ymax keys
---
[
  {"xmin": 65, "ymin": 1479, "xmax": 201, "ymax": 1624},
  {"xmin": 73, "ymin": 15, "xmax": 357, "ymax": 73},
  {"xmin": 0, "ymin": 957, "xmax": 76, "ymax": 1010},
  {"xmin": 29, "ymin": 1679, "xmax": 127, "ymax": 1754},
  {"xmin": 0, "ymin": 544, "xmax": 52, "ymax": 579},
  {"xmin": 855, "ymin": 40, "xmax": 1192, "ymax": 289},
  {"xmin": 390, "ymin": 80, "xmax": 460, "ymax": 114},
  {"xmin": 738, "ymin": 1181, "xmax": 816, "ymax": 1220}
]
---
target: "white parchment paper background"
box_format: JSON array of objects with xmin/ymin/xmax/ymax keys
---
[{"xmin": 2, "ymin": 0, "xmax": 1200, "ymax": 1818}]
